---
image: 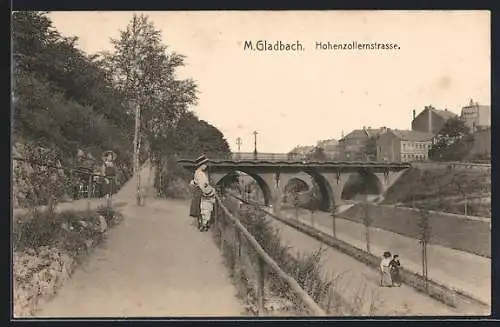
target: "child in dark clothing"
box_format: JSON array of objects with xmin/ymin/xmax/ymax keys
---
[{"xmin": 389, "ymin": 254, "xmax": 402, "ymax": 287}]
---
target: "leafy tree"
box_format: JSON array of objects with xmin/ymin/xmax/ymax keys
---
[
  {"xmin": 99, "ymin": 13, "xmax": 198, "ymax": 163},
  {"xmin": 12, "ymin": 11, "xmax": 135, "ymax": 206},
  {"xmin": 307, "ymin": 147, "xmax": 327, "ymax": 161},
  {"xmin": 153, "ymin": 111, "xmax": 231, "ymax": 159},
  {"xmin": 429, "ymin": 117, "xmax": 471, "ymax": 161}
]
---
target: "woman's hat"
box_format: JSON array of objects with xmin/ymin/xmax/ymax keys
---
[
  {"xmin": 194, "ymin": 154, "xmax": 209, "ymax": 168},
  {"xmin": 102, "ymin": 150, "xmax": 117, "ymax": 162}
]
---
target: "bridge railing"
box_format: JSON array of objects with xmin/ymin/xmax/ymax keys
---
[
  {"xmin": 212, "ymin": 191, "xmax": 326, "ymax": 316},
  {"xmin": 175, "ymin": 152, "xmax": 400, "ymax": 163}
]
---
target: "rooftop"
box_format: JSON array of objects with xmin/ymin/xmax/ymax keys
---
[
  {"xmin": 342, "ymin": 127, "xmax": 384, "ymax": 140},
  {"xmin": 430, "ymin": 108, "xmax": 458, "ymax": 120},
  {"xmin": 390, "ymin": 129, "xmax": 434, "ymax": 142}
]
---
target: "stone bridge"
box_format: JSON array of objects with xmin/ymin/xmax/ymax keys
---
[{"xmin": 178, "ymin": 154, "xmax": 411, "ymax": 212}]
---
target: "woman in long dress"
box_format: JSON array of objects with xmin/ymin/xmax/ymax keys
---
[{"xmin": 380, "ymin": 251, "xmax": 393, "ymax": 287}]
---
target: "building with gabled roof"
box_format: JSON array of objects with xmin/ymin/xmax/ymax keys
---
[
  {"xmin": 411, "ymin": 105, "xmax": 458, "ymax": 135},
  {"xmin": 376, "ymin": 128, "xmax": 434, "ymax": 162},
  {"xmin": 338, "ymin": 126, "xmax": 385, "ymax": 160}
]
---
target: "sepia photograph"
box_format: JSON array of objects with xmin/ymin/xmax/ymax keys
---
[{"xmin": 11, "ymin": 10, "xmax": 491, "ymax": 318}]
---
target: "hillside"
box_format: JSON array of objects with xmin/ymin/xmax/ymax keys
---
[
  {"xmin": 12, "ymin": 12, "xmax": 230, "ymax": 207},
  {"xmin": 12, "ymin": 12, "xmax": 137, "ymax": 207},
  {"xmin": 382, "ymin": 168, "xmax": 491, "ymax": 217}
]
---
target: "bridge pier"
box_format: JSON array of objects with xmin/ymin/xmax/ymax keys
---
[
  {"xmin": 321, "ymin": 172, "xmax": 352, "ymax": 211},
  {"xmin": 257, "ymin": 172, "xmax": 282, "ymax": 212},
  {"xmin": 372, "ymin": 169, "xmax": 408, "ymax": 196}
]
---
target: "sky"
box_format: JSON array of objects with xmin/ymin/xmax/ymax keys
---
[{"xmin": 47, "ymin": 11, "xmax": 490, "ymax": 153}]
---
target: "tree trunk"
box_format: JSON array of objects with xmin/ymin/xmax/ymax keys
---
[
  {"xmin": 133, "ymin": 102, "xmax": 142, "ymax": 206},
  {"xmin": 464, "ymin": 196, "xmax": 468, "ymax": 217},
  {"xmin": 365, "ymin": 226, "xmax": 371, "ymax": 253},
  {"xmin": 332, "ymin": 214, "xmax": 336, "ymax": 237},
  {"xmin": 424, "ymin": 243, "xmax": 429, "ymax": 292},
  {"xmin": 422, "ymin": 242, "xmax": 428, "ymax": 292}
]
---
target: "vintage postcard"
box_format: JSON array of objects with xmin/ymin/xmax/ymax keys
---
[{"xmin": 12, "ymin": 10, "xmax": 491, "ymax": 318}]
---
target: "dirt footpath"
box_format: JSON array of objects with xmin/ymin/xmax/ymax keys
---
[{"xmin": 35, "ymin": 167, "xmax": 244, "ymax": 317}]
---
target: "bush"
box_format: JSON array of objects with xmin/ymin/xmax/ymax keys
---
[
  {"xmin": 154, "ymin": 155, "xmax": 192, "ymax": 199},
  {"xmin": 13, "ymin": 206, "xmax": 123, "ymax": 317},
  {"xmin": 214, "ymin": 201, "xmax": 379, "ymax": 315},
  {"xmin": 13, "ymin": 143, "xmax": 70, "ymax": 208}
]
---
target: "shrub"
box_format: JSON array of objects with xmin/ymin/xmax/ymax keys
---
[
  {"xmin": 13, "ymin": 143, "xmax": 70, "ymax": 208},
  {"xmin": 13, "ymin": 206, "xmax": 123, "ymax": 317},
  {"xmin": 214, "ymin": 201, "xmax": 379, "ymax": 315},
  {"xmin": 154, "ymin": 155, "xmax": 192, "ymax": 199}
]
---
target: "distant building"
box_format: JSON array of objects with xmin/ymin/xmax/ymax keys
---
[
  {"xmin": 411, "ymin": 105, "xmax": 457, "ymax": 135},
  {"xmin": 460, "ymin": 99, "xmax": 491, "ymax": 132},
  {"xmin": 338, "ymin": 127, "xmax": 384, "ymax": 161},
  {"xmin": 316, "ymin": 139, "xmax": 339, "ymax": 159},
  {"xmin": 288, "ymin": 145, "xmax": 315, "ymax": 159},
  {"xmin": 376, "ymin": 128, "xmax": 434, "ymax": 162}
]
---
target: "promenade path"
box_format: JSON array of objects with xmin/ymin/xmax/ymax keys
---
[
  {"xmin": 35, "ymin": 165, "xmax": 244, "ymax": 317},
  {"xmin": 280, "ymin": 207, "xmax": 491, "ymax": 309}
]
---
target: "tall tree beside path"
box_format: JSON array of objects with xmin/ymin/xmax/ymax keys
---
[
  {"xmin": 98, "ymin": 13, "xmax": 198, "ymax": 166},
  {"xmin": 98, "ymin": 13, "xmax": 198, "ymax": 204}
]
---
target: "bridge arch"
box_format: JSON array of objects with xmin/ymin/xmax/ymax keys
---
[
  {"xmin": 280, "ymin": 170, "xmax": 334, "ymax": 211},
  {"xmin": 212, "ymin": 170, "xmax": 273, "ymax": 206},
  {"xmin": 304, "ymin": 170, "xmax": 335, "ymax": 211},
  {"xmin": 341, "ymin": 169, "xmax": 384, "ymax": 201}
]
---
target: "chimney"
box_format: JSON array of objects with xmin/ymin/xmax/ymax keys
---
[{"xmin": 413, "ymin": 109, "xmax": 416, "ymax": 120}]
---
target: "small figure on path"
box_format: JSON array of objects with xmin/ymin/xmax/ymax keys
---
[
  {"xmin": 380, "ymin": 251, "xmax": 393, "ymax": 287},
  {"xmin": 189, "ymin": 155, "xmax": 216, "ymax": 232},
  {"xmin": 101, "ymin": 150, "xmax": 117, "ymax": 205},
  {"xmin": 390, "ymin": 254, "xmax": 402, "ymax": 287}
]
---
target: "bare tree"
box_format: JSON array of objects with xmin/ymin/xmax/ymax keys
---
[
  {"xmin": 361, "ymin": 195, "xmax": 373, "ymax": 253},
  {"xmin": 415, "ymin": 170, "xmax": 433, "ymax": 292},
  {"xmin": 331, "ymin": 205, "xmax": 337, "ymax": 238},
  {"xmin": 417, "ymin": 205, "xmax": 431, "ymax": 292}
]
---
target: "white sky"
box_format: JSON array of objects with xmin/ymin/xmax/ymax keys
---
[{"xmin": 47, "ymin": 11, "xmax": 490, "ymax": 153}]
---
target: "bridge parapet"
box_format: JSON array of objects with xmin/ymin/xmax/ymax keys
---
[
  {"xmin": 176, "ymin": 152, "xmax": 411, "ymax": 163},
  {"xmin": 177, "ymin": 153, "xmax": 412, "ymax": 168}
]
